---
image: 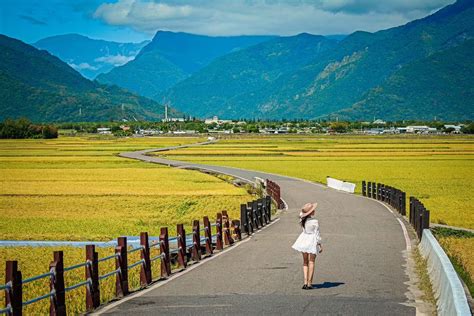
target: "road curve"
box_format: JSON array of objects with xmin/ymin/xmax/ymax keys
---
[{"xmin": 100, "ymin": 143, "xmax": 417, "ymax": 315}]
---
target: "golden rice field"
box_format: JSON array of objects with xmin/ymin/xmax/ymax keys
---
[
  {"xmin": 156, "ymin": 135, "xmax": 474, "ymax": 229},
  {"xmin": 0, "ymin": 136, "xmax": 251, "ymax": 240},
  {"xmin": 0, "ymin": 136, "xmax": 252, "ymax": 314}
]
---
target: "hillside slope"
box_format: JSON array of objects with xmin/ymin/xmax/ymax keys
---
[
  {"xmin": 0, "ymin": 35, "xmax": 174, "ymax": 122},
  {"xmin": 97, "ymin": 31, "xmax": 274, "ymax": 98},
  {"xmin": 164, "ymin": 33, "xmax": 338, "ymax": 118},
  {"xmin": 164, "ymin": 0, "xmax": 474, "ymax": 120},
  {"xmin": 335, "ymin": 39, "xmax": 474, "ymax": 121}
]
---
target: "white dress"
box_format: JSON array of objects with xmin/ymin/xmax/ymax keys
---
[{"xmin": 291, "ymin": 218, "xmax": 322, "ymax": 254}]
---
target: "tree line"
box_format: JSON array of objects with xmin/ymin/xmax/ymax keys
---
[{"xmin": 0, "ymin": 118, "xmax": 58, "ymax": 139}]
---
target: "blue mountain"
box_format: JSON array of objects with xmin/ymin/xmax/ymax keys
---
[
  {"xmin": 96, "ymin": 31, "xmax": 275, "ymax": 98},
  {"xmin": 34, "ymin": 34, "xmax": 149, "ymax": 79}
]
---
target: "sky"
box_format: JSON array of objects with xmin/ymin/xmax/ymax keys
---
[{"xmin": 0, "ymin": 0, "xmax": 455, "ymax": 44}]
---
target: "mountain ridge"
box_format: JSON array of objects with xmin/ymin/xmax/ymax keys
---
[
  {"xmin": 96, "ymin": 31, "xmax": 276, "ymax": 98},
  {"xmin": 163, "ymin": 0, "xmax": 474, "ymax": 120},
  {"xmin": 0, "ymin": 35, "xmax": 174, "ymax": 122}
]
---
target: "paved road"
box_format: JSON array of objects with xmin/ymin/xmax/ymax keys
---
[{"xmin": 99, "ymin": 145, "xmax": 416, "ymax": 315}]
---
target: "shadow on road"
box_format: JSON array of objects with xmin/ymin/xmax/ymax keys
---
[{"xmin": 311, "ymin": 281, "xmax": 345, "ymax": 289}]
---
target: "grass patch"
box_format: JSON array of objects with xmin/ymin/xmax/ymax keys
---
[{"xmin": 413, "ymin": 247, "xmax": 437, "ymax": 311}]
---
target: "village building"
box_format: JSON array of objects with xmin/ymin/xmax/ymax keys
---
[{"xmin": 97, "ymin": 127, "xmax": 111, "ymax": 134}]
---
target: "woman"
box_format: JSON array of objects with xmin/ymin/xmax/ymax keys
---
[{"xmin": 292, "ymin": 202, "xmax": 323, "ymax": 289}]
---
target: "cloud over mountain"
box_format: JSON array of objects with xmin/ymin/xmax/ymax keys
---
[{"xmin": 93, "ymin": 0, "xmax": 454, "ymax": 36}]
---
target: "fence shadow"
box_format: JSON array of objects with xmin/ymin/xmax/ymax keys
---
[{"xmin": 311, "ymin": 281, "xmax": 345, "ymax": 289}]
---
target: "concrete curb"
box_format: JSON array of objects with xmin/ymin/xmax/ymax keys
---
[{"xmin": 419, "ymin": 229, "xmax": 471, "ymax": 316}]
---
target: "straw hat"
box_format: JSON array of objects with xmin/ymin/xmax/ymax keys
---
[{"xmin": 299, "ymin": 202, "xmax": 317, "ymax": 218}]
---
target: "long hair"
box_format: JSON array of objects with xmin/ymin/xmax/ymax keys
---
[{"xmin": 300, "ymin": 214, "xmax": 311, "ymax": 228}]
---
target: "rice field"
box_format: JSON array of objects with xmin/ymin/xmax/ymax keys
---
[
  {"xmin": 0, "ymin": 136, "xmax": 252, "ymax": 314},
  {"xmin": 0, "ymin": 136, "xmax": 251, "ymax": 240},
  {"xmin": 156, "ymin": 135, "xmax": 474, "ymax": 229}
]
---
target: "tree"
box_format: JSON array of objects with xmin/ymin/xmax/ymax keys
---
[
  {"xmin": 461, "ymin": 123, "xmax": 474, "ymax": 134},
  {"xmin": 330, "ymin": 122, "xmax": 349, "ymax": 133}
]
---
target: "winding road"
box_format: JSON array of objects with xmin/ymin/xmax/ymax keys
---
[{"xmin": 98, "ymin": 142, "xmax": 419, "ymax": 315}]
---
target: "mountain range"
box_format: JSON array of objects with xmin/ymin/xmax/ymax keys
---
[
  {"xmin": 0, "ymin": 35, "xmax": 176, "ymax": 122},
  {"xmin": 96, "ymin": 32, "xmax": 275, "ymax": 99},
  {"xmin": 1, "ymin": 0, "xmax": 473, "ymax": 122},
  {"xmin": 161, "ymin": 0, "xmax": 473, "ymax": 120},
  {"xmin": 34, "ymin": 34, "xmax": 149, "ymax": 79}
]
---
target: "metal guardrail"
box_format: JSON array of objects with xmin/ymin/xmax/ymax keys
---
[
  {"xmin": 22, "ymin": 269, "xmax": 54, "ymax": 284},
  {"xmin": 22, "ymin": 291, "xmax": 55, "ymax": 307},
  {"xmin": 99, "ymin": 268, "xmax": 120, "ymax": 281}
]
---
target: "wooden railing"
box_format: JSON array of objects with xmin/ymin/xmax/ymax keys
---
[
  {"xmin": 266, "ymin": 179, "xmax": 284, "ymax": 209},
  {"xmin": 362, "ymin": 181, "xmax": 430, "ymax": 239}
]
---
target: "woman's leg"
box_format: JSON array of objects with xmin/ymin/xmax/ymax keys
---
[
  {"xmin": 308, "ymin": 254, "xmax": 316, "ymax": 286},
  {"xmin": 302, "ymin": 252, "xmax": 309, "ymax": 285}
]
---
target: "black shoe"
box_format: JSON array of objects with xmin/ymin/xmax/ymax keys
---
[
  {"xmin": 306, "ymin": 285, "xmax": 313, "ymax": 290},
  {"xmin": 302, "ymin": 284, "xmax": 308, "ymax": 290}
]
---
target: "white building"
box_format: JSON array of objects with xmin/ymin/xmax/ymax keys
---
[
  {"xmin": 373, "ymin": 119, "xmax": 386, "ymax": 125},
  {"xmin": 97, "ymin": 127, "xmax": 111, "ymax": 134},
  {"xmin": 443, "ymin": 125, "xmax": 462, "ymax": 133},
  {"xmin": 138, "ymin": 129, "xmax": 162, "ymax": 136},
  {"xmin": 406, "ymin": 126, "xmax": 437, "ymax": 134},
  {"xmin": 204, "ymin": 116, "xmax": 233, "ymax": 125}
]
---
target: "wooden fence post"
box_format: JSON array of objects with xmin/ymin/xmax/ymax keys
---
[
  {"xmin": 251, "ymin": 201, "xmax": 259, "ymax": 229},
  {"xmin": 140, "ymin": 232, "xmax": 152, "ymax": 286},
  {"xmin": 159, "ymin": 228, "xmax": 171, "ymax": 277},
  {"xmin": 262, "ymin": 198, "xmax": 269, "ymax": 224},
  {"xmin": 50, "ymin": 251, "xmax": 66, "ymax": 316},
  {"xmin": 266, "ymin": 196, "xmax": 272, "ymax": 222},
  {"xmin": 423, "ymin": 209, "xmax": 430, "ymax": 231},
  {"xmin": 115, "ymin": 237, "xmax": 129, "ymax": 297},
  {"xmin": 418, "ymin": 207, "xmax": 425, "ymax": 239},
  {"xmin": 203, "ymin": 217, "xmax": 213, "ymax": 255},
  {"xmin": 192, "ymin": 220, "xmax": 201, "ymax": 261},
  {"xmin": 401, "ymin": 192, "xmax": 406, "ymax": 216},
  {"xmin": 257, "ymin": 200, "xmax": 265, "ymax": 227},
  {"xmin": 362, "ymin": 180, "xmax": 366, "ymax": 196},
  {"xmin": 232, "ymin": 220, "xmax": 242, "ymax": 241},
  {"xmin": 85, "ymin": 245, "xmax": 100, "ymax": 311},
  {"xmin": 5, "ymin": 261, "xmax": 22, "ymax": 316},
  {"xmin": 222, "ymin": 211, "xmax": 234, "ymax": 245},
  {"xmin": 216, "ymin": 213, "xmax": 224, "ymax": 250},
  {"xmin": 240, "ymin": 204, "xmax": 249, "ymax": 236},
  {"xmin": 386, "ymin": 186, "xmax": 391, "ymax": 205},
  {"xmin": 397, "ymin": 190, "xmax": 402, "ymax": 213},
  {"xmin": 246, "ymin": 204, "xmax": 254, "ymax": 234},
  {"xmin": 177, "ymin": 224, "xmax": 188, "ymax": 267}
]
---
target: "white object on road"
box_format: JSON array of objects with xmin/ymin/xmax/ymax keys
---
[
  {"xmin": 326, "ymin": 177, "xmax": 356, "ymax": 193},
  {"xmin": 419, "ymin": 229, "xmax": 470, "ymax": 316}
]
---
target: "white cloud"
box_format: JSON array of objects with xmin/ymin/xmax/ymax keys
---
[
  {"xmin": 69, "ymin": 62, "xmax": 98, "ymax": 71},
  {"xmin": 92, "ymin": 0, "xmax": 454, "ymax": 36},
  {"xmin": 95, "ymin": 54, "xmax": 135, "ymax": 66}
]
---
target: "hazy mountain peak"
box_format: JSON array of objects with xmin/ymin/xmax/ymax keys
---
[{"xmin": 33, "ymin": 34, "xmax": 150, "ymax": 79}]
